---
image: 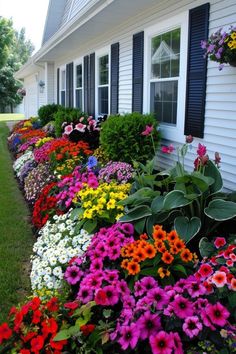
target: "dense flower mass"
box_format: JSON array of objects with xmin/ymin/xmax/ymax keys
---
[
  {"xmin": 31, "ymin": 211, "xmax": 92, "ymax": 291},
  {"xmin": 98, "ymin": 161, "xmax": 134, "ymax": 184}
]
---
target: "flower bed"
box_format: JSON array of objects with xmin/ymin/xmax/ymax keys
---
[{"xmin": 1, "ymin": 114, "xmax": 236, "ymax": 353}]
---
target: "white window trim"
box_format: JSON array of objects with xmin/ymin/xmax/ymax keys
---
[
  {"xmin": 95, "ymin": 46, "xmax": 110, "ymax": 117},
  {"xmin": 143, "ymin": 11, "xmax": 189, "ymax": 143},
  {"xmin": 60, "ymin": 65, "xmax": 66, "ymax": 106},
  {"xmin": 74, "ymin": 59, "xmax": 83, "ymax": 110}
]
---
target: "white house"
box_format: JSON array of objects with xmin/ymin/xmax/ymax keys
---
[{"xmin": 15, "ymin": 0, "xmax": 236, "ymax": 191}]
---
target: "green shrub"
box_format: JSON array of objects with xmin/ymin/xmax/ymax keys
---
[
  {"xmin": 99, "ymin": 112, "xmax": 160, "ymax": 164},
  {"xmin": 38, "ymin": 104, "xmax": 63, "ymax": 126},
  {"xmin": 54, "ymin": 107, "xmax": 87, "ymax": 137}
]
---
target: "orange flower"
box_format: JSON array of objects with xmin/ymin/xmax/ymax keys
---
[
  {"xmin": 170, "ymin": 245, "xmax": 179, "ymax": 255},
  {"xmin": 144, "ymin": 244, "xmax": 156, "ymax": 259},
  {"xmin": 125, "ymin": 245, "xmax": 135, "ymax": 258},
  {"xmin": 153, "ymin": 228, "xmax": 166, "ymax": 242},
  {"xmin": 140, "ymin": 233, "xmax": 148, "ymax": 240},
  {"xmin": 121, "ymin": 259, "xmax": 129, "ymax": 269},
  {"xmin": 157, "ymin": 267, "xmax": 170, "ymax": 278},
  {"xmin": 154, "ymin": 241, "xmax": 166, "ymax": 253},
  {"xmin": 127, "ymin": 261, "xmax": 140, "ymax": 275},
  {"xmin": 120, "ymin": 247, "xmax": 127, "ymax": 257},
  {"xmin": 173, "ymin": 239, "xmax": 185, "ymax": 251},
  {"xmin": 167, "ymin": 230, "xmax": 179, "ymax": 243},
  {"xmin": 180, "ymin": 249, "xmax": 193, "ymax": 262},
  {"xmin": 161, "ymin": 251, "xmax": 174, "ymax": 264},
  {"xmin": 153, "ymin": 224, "xmax": 163, "ymax": 232},
  {"xmin": 134, "ymin": 247, "xmax": 146, "ymax": 262}
]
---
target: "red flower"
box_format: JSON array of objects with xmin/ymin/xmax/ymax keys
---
[
  {"xmin": 29, "ymin": 297, "xmax": 41, "ymax": 311},
  {"xmin": 0, "ymin": 323, "xmax": 12, "ymax": 344},
  {"xmin": 14, "ymin": 311, "xmax": 24, "ymax": 331},
  {"xmin": 197, "ymin": 143, "xmax": 207, "ymax": 157},
  {"xmin": 198, "ymin": 263, "xmax": 213, "ymax": 278},
  {"xmin": 42, "ymin": 318, "xmax": 58, "ymax": 336},
  {"xmin": 161, "ymin": 144, "xmax": 174, "ymax": 154},
  {"xmin": 141, "ymin": 125, "xmax": 154, "ymax": 136},
  {"xmin": 31, "ymin": 335, "xmax": 44, "ymax": 352},
  {"xmin": 32, "ymin": 310, "xmax": 42, "ymax": 324},
  {"xmin": 22, "ymin": 331, "xmax": 37, "ymax": 343},
  {"xmin": 50, "ymin": 335, "xmax": 67, "ymax": 350},
  {"xmin": 80, "ymin": 324, "xmax": 96, "ymax": 336},
  {"xmin": 46, "ymin": 297, "xmax": 59, "ymax": 312},
  {"xmin": 94, "ymin": 289, "xmax": 108, "ymax": 305},
  {"xmin": 214, "ymin": 237, "xmax": 226, "ymax": 249},
  {"xmin": 64, "ymin": 301, "xmax": 79, "ymax": 310},
  {"xmin": 20, "ymin": 350, "xmax": 31, "ymax": 354}
]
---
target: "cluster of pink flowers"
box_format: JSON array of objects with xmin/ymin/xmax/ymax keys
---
[
  {"xmin": 63, "ymin": 116, "xmax": 99, "ymax": 135},
  {"xmin": 64, "ymin": 224, "xmax": 236, "ymax": 353},
  {"xmin": 18, "ymin": 137, "xmax": 42, "ymax": 153},
  {"xmin": 33, "ymin": 138, "xmax": 68, "ymax": 163},
  {"xmin": 55, "ymin": 166, "xmax": 99, "ymax": 210},
  {"xmin": 98, "ymin": 161, "xmax": 134, "ymax": 184}
]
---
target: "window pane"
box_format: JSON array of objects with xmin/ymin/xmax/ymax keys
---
[
  {"xmin": 76, "ymin": 89, "xmax": 82, "ymax": 109},
  {"xmin": 150, "ymin": 80, "xmax": 178, "ymax": 124},
  {"xmin": 76, "ymin": 64, "xmax": 82, "ymax": 88},
  {"xmin": 99, "ymin": 55, "xmax": 109, "ymax": 85},
  {"xmin": 61, "ymin": 91, "xmax": 65, "ymax": 107},
  {"xmin": 61, "ymin": 70, "xmax": 66, "ymax": 90},
  {"xmin": 98, "ymin": 86, "xmax": 108, "ymax": 115},
  {"xmin": 151, "ymin": 28, "xmax": 180, "ymax": 79}
]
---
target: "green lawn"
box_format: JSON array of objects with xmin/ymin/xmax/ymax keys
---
[
  {"xmin": 0, "ymin": 113, "xmax": 25, "ymax": 122},
  {"xmin": 0, "ymin": 122, "xmax": 34, "ymax": 322}
]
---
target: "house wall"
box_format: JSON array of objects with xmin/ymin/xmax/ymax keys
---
[{"xmin": 51, "ymin": 0, "xmax": 236, "ymax": 191}]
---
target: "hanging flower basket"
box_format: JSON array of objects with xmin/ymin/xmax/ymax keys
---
[
  {"xmin": 17, "ymin": 88, "xmax": 26, "ymax": 97},
  {"xmin": 201, "ymin": 25, "xmax": 236, "ymax": 70}
]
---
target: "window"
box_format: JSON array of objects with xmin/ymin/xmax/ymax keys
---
[
  {"xmin": 75, "ymin": 63, "xmax": 83, "ymax": 109},
  {"xmin": 98, "ymin": 54, "xmax": 109, "ymax": 115},
  {"xmin": 150, "ymin": 28, "xmax": 180, "ymax": 125},
  {"xmin": 60, "ymin": 69, "xmax": 66, "ymax": 106}
]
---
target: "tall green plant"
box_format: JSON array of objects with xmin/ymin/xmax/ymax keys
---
[
  {"xmin": 120, "ymin": 138, "xmax": 236, "ymax": 248},
  {"xmin": 54, "ymin": 107, "xmax": 86, "ymax": 137}
]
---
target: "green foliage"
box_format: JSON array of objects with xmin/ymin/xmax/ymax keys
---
[
  {"xmin": 120, "ymin": 142, "xmax": 236, "ymax": 249},
  {"xmin": 0, "ymin": 17, "xmax": 14, "ymax": 69},
  {"xmin": 38, "ymin": 103, "xmax": 63, "ymax": 126},
  {"xmin": 54, "ymin": 107, "xmax": 87, "ymax": 137},
  {"xmin": 99, "ymin": 112, "xmax": 160, "ymax": 164}
]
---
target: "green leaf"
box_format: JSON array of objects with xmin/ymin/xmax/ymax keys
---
[
  {"xmin": 191, "ymin": 172, "xmax": 213, "ymax": 193},
  {"xmin": 163, "ymin": 190, "xmax": 192, "ymax": 210},
  {"xmin": 199, "ymin": 237, "xmax": 215, "ymax": 258},
  {"xmin": 140, "ymin": 267, "xmax": 157, "ymax": 276},
  {"xmin": 174, "ymin": 216, "xmax": 201, "ymax": 243},
  {"xmin": 70, "ymin": 208, "xmax": 83, "ymax": 221},
  {"xmin": 83, "ymin": 219, "xmax": 97, "ymax": 233},
  {"xmin": 171, "ymin": 264, "xmax": 187, "ymax": 276},
  {"xmin": 146, "ymin": 215, "xmax": 155, "ymax": 236},
  {"xmin": 119, "ymin": 205, "xmax": 152, "ymax": 222},
  {"xmin": 228, "ymin": 292, "xmax": 236, "ymax": 308},
  {"xmin": 204, "ymin": 160, "xmax": 223, "ymax": 193},
  {"xmin": 134, "ymin": 217, "xmax": 146, "ymax": 234},
  {"xmin": 153, "ymin": 211, "xmax": 170, "ymax": 224},
  {"xmin": 119, "ymin": 187, "xmax": 157, "ymax": 206},
  {"xmin": 53, "ymin": 329, "xmax": 71, "ymax": 341},
  {"xmin": 151, "ymin": 196, "xmax": 164, "ymax": 213},
  {"xmin": 204, "ymin": 199, "xmax": 236, "ymax": 221}
]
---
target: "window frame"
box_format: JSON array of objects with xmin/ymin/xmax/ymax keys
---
[
  {"xmin": 74, "ymin": 59, "xmax": 84, "ymax": 110},
  {"xmin": 60, "ymin": 66, "xmax": 66, "ymax": 107},
  {"xmin": 95, "ymin": 47, "xmax": 110, "ymax": 117},
  {"xmin": 143, "ymin": 12, "xmax": 189, "ymax": 142}
]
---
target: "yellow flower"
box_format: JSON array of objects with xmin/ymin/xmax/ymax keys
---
[
  {"xmin": 83, "ymin": 209, "xmax": 93, "ymax": 219},
  {"xmin": 107, "ymin": 199, "xmax": 116, "ymax": 210}
]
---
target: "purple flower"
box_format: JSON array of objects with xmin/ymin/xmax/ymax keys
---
[
  {"xmin": 183, "ymin": 316, "xmax": 203, "ymax": 338},
  {"xmin": 169, "ymin": 332, "xmax": 184, "ymax": 354},
  {"xmin": 137, "ymin": 311, "xmax": 161, "ymax": 340},
  {"xmin": 64, "ymin": 265, "xmax": 83, "ymax": 285},
  {"xmin": 77, "ymin": 285, "xmax": 93, "ymax": 303},
  {"xmin": 87, "ymin": 156, "xmax": 97, "ymax": 169},
  {"xmin": 103, "ymin": 285, "xmax": 119, "ymax": 306},
  {"xmin": 185, "ymin": 278, "xmax": 206, "ymax": 298},
  {"xmin": 171, "ymin": 295, "xmax": 194, "ymax": 319},
  {"xmin": 147, "ymin": 287, "xmax": 169, "ymax": 310},
  {"xmin": 140, "ymin": 277, "xmax": 158, "ymax": 293},
  {"xmin": 118, "ymin": 323, "xmax": 140, "ymax": 350},
  {"xmin": 149, "ymin": 331, "xmax": 174, "ymax": 354},
  {"xmin": 119, "ymin": 223, "xmax": 134, "ymax": 235}
]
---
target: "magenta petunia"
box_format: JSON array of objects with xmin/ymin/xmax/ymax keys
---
[
  {"xmin": 64, "ymin": 265, "xmax": 83, "ymax": 285},
  {"xmin": 147, "ymin": 287, "xmax": 169, "ymax": 310},
  {"xmin": 214, "ymin": 237, "xmax": 226, "ymax": 249},
  {"xmin": 77, "ymin": 285, "xmax": 93, "ymax": 304},
  {"xmin": 169, "ymin": 332, "xmax": 184, "ymax": 354},
  {"xmin": 149, "ymin": 331, "xmax": 174, "ymax": 354},
  {"xmin": 137, "ymin": 311, "xmax": 161, "ymax": 340},
  {"xmin": 118, "ymin": 323, "xmax": 140, "ymax": 350},
  {"xmin": 183, "ymin": 316, "xmax": 203, "ymax": 338},
  {"xmin": 171, "ymin": 295, "xmax": 194, "ymax": 319},
  {"xmin": 103, "ymin": 285, "xmax": 119, "ymax": 306},
  {"xmin": 204, "ymin": 302, "xmax": 230, "ymax": 327}
]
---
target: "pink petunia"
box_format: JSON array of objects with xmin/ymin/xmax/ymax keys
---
[
  {"xmin": 183, "ymin": 316, "xmax": 203, "ymax": 338},
  {"xmin": 118, "ymin": 323, "xmax": 140, "ymax": 350},
  {"xmin": 204, "ymin": 302, "xmax": 230, "ymax": 327},
  {"xmin": 211, "ymin": 271, "xmax": 227, "ymax": 288},
  {"xmin": 171, "ymin": 295, "xmax": 194, "ymax": 319},
  {"xmin": 75, "ymin": 122, "xmax": 86, "ymax": 132},
  {"xmin": 230, "ymin": 278, "xmax": 236, "ymax": 291},
  {"xmin": 64, "ymin": 124, "xmax": 73, "ymax": 135},
  {"xmin": 141, "ymin": 125, "xmax": 154, "ymax": 136},
  {"xmin": 149, "ymin": 331, "xmax": 174, "ymax": 354},
  {"xmin": 198, "ymin": 263, "xmax": 213, "ymax": 278}
]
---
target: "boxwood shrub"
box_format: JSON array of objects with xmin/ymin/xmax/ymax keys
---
[
  {"xmin": 99, "ymin": 112, "xmax": 160, "ymax": 164},
  {"xmin": 38, "ymin": 104, "xmax": 63, "ymax": 126}
]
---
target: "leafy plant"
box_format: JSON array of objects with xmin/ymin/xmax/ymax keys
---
[
  {"xmin": 99, "ymin": 112, "xmax": 160, "ymax": 164},
  {"xmin": 120, "ymin": 139, "xmax": 236, "ymax": 249},
  {"xmin": 38, "ymin": 103, "xmax": 63, "ymax": 126},
  {"xmin": 54, "ymin": 107, "xmax": 87, "ymax": 137}
]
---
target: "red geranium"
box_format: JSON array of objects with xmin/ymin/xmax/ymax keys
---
[{"xmin": 0, "ymin": 323, "xmax": 12, "ymax": 344}]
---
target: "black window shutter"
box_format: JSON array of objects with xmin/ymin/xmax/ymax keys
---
[
  {"xmin": 110, "ymin": 42, "xmax": 119, "ymax": 114},
  {"xmin": 184, "ymin": 3, "xmax": 209, "ymax": 138},
  {"xmin": 132, "ymin": 31, "xmax": 144, "ymax": 113},
  {"xmin": 89, "ymin": 53, "xmax": 95, "ymax": 117},
  {"xmin": 66, "ymin": 62, "xmax": 74, "ymax": 107},
  {"xmin": 84, "ymin": 55, "xmax": 89, "ymax": 113},
  {"xmin": 57, "ymin": 68, "xmax": 60, "ymax": 104}
]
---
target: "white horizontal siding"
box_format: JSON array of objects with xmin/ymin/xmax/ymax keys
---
[
  {"xmin": 51, "ymin": 0, "xmax": 236, "ymax": 190},
  {"xmin": 61, "ymin": 0, "xmax": 73, "ymax": 26}
]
